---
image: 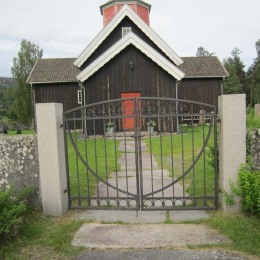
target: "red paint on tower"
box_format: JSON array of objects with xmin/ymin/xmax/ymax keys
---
[{"xmin": 101, "ymin": 1, "xmax": 151, "ymax": 27}]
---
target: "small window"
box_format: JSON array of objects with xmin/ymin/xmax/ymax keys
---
[
  {"xmin": 77, "ymin": 90, "xmax": 82, "ymax": 105},
  {"xmin": 122, "ymin": 27, "xmax": 132, "ymax": 37}
]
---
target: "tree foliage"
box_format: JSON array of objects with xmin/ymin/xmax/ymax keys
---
[
  {"xmin": 247, "ymin": 40, "xmax": 260, "ymax": 106},
  {"xmin": 10, "ymin": 39, "xmax": 43, "ymax": 127},
  {"xmin": 224, "ymin": 61, "xmax": 243, "ymax": 94},
  {"xmin": 223, "ymin": 48, "xmax": 247, "ymax": 96},
  {"xmin": 196, "ymin": 46, "xmax": 215, "ymax": 57}
]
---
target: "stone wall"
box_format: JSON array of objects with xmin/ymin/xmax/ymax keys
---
[
  {"xmin": 250, "ymin": 129, "xmax": 260, "ymax": 171},
  {"xmin": 0, "ymin": 134, "xmax": 40, "ymax": 205}
]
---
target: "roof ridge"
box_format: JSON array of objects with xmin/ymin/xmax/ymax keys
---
[
  {"xmin": 38, "ymin": 57, "xmax": 77, "ymax": 60},
  {"xmin": 181, "ymin": 56, "xmax": 218, "ymax": 58}
]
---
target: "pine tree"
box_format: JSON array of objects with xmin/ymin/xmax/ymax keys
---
[
  {"xmin": 196, "ymin": 46, "xmax": 215, "ymax": 57},
  {"xmin": 247, "ymin": 40, "xmax": 260, "ymax": 106},
  {"xmin": 223, "ymin": 48, "xmax": 246, "ymax": 96}
]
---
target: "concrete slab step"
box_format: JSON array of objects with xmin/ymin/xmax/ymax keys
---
[{"xmin": 72, "ymin": 223, "xmax": 230, "ymax": 249}]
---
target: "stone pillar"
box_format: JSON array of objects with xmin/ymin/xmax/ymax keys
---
[
  {"xmin": 36, "ymin": 103, "xmax": 68, "ymax": 216},
  {"xmin": 218, "ymin": 94, "xmax": 246, "ymax": 213}
]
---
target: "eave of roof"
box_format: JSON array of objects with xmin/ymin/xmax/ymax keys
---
[
  {"xmin": 74, "ymin": 5, "xmax": 183, "ymax": 68},
  {"xmin": 77, "ymin": 32, "xmax": 185, "ymax": 82}
]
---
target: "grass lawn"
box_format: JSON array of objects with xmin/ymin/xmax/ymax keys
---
[
  {"xmin": 66, "ymin": 134, "xmax": 121, "ymax": 202},
  {"xmin": 6, "ymin": 130, "xmax": 35, "ymax": 135},
  {"xmin": 144, "ymin": 126, "xmax": 216, "ymax": 197},
  {"xmin": 0, "ymin": 212, "xmax": 85, "ymax": 260},
  {"xmin": 206, "ymin": 212, "xmax": 260, "ymax": 257}
]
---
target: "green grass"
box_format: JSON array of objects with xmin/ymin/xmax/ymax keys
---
[
  {"xmin": 67, "ymin": 135, "xmax": 121, "ymax": 199},
  {"xmin": 6, "ymin": 130, "xmax": 35, "ymax": 135},
  {"xmin": 0, "ymin": 212, "xmax": 85, "ymax": 260},
  {"xmin": 144, "ymin": 126, "xmax": 216, "ymax": 197},
  {"xmin": 2, "ymin": 211, "xmax": 259, "ymax": 259},
  {"xmin": 206, "ymin": 212, "xmax": 260, "ymax": 257}
]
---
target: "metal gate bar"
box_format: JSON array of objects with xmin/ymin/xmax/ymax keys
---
[{"xmin": 63, "ymin": 97, "xmax": 218, "ymax": 211}]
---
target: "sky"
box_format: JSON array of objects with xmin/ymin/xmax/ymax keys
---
[{"xmin": 0, "ymin": 0, "xmax": 260, "ymax": 77}]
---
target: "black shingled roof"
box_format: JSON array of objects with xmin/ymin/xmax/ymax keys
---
[{"xmin": 27, "ymin": 56, "xmax": 228, "ymax": 84}]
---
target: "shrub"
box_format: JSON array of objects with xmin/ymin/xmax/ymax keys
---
[
  {"xmin": 238, "ymin": 164, "xmax": 260, "ymax": 216},
  {"xmin": 206, "ymin": 135, "xmax": 219, "ymax": 170},
  {"xmin": 0, "ymin": 188, "xmax": 33, "ymax": 243},
  {"xmin": 246, "ymin": 106, "xmax": 260, "ymax": 129}
]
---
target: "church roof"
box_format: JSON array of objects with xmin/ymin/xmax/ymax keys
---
[
  {"xmin": 27, "ymin": 56, "xmax": 228, "ymax": 84},
  {"xmin": 180, "ymin": 57, "xmax": 229, "ymax": 78},
  {"xmin": 26, "ymin": 58, "xmax": 80, "ymax": 84}
]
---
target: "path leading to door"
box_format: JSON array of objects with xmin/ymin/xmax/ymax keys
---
[{"xmin": 96, "ymin": 138, "xmax": 185, "ymax": 208}]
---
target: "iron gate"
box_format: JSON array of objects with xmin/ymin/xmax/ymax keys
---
[{"xmin": 63, "ymin": 97, "xmax": 218, "ymax": 211}]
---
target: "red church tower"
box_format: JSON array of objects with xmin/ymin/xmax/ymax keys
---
[{"xmin": 100, "ymin": 0, "xmax": 151, "ymax": 27}]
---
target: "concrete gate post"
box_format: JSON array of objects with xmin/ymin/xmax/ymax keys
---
[
  {"xmin": 218, "ymin": 94, "xmax": 246, "ymax": 213},
  {"xmin": 36, "ymin": 103, "xmax": 68, "ymax": 216}
]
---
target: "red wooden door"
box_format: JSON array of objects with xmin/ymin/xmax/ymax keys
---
[{"xmin": 121, "ymin": 92, "xmax": 140, "ymax": 129}]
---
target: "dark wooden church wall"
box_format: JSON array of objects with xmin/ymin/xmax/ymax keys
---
[
  {"xmin": 33, "ymin": 82, "xmax": 80, "ymax": 112},
  {"xmin": 179, "ymin": 78, "xmax": 222, "ymax": 112},
  {"xmin": 83, "ymin": 45, "xmax": 177, "ymax": 134},
  {"xmin": 82, "ymin": 17, "xmax": 175, "ymax": 69},
  {"xmin": 84, "ymin": 45, "xmax": 176, "ymax": 105}
]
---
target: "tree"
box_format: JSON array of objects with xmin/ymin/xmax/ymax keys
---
[
  {"xmin": 223, "ymin": 48, "xmax": 247, "ymax": 96},
  {"xmin": 10, "ymin": 39, "xmax": 43, "ymax": 129},
  {"xmin": 223, "ymin": 62, "xmax": 242, "ymax": 94},
  {"xmin": 256, "ymin": 39, "xmax": 260, "ymax": 58},
  {"xmin": 247, "ymin": 40, "xmax": 260, "ymax": 106},
  {"xmin": 196, "ymin": 46, "xmax": 215, "ymax": 57}
]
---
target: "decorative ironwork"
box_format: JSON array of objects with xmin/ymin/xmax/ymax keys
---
[{"xmin": 63, "ymin": 98, "xmax": 218, "ymax": 211}]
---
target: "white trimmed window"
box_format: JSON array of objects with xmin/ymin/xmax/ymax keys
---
[
  {"xmin": 77, "ymin": 90, "xmax": 82, "ymax": 105},
  {"xmin": 122, "ymin": 27, "xmax": 132, "ymax": 37}
]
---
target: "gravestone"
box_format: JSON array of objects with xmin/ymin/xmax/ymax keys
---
[
  {"xmin": 199, "ymin": 109, "xmax": 205, "ymax": 125},
  {"xmin": 255, "ymin": 104, "xmax": 260, "ymax": 117}
]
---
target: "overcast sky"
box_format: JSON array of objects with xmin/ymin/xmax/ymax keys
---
[{"xmin": 0, "ymin": 0, "xmax": 259, "ymax": 77}]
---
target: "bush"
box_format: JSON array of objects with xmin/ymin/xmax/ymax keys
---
[
  {"xmin": 246, "ymin": 106, "xmax": 260, "ymax": 129},
  {"xmin": 206, "ymin": 136, "xmax": 219, "ymax": 170},
  {"xmin": 0, "ymin": 188, "xmax": 33, "ymax": 243},
  {"xmin": 238, "ymin": 164, "xmax": 260, "ymax": 216}
]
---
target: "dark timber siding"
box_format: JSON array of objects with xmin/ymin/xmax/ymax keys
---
[
  {"xmin": 82, "ymin": 17, "xmax": 174, "ymax": 69},
  {"xmin": 33, "ymin": 82, "xmax": 80, "ymax": 112},
  {"xmin": 179, "ymin": 78, "xmax": 222, "ymax": 112},
  {"xmin": 84, "ymin": 45, "xmax": 176, "ymax": 104}
]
